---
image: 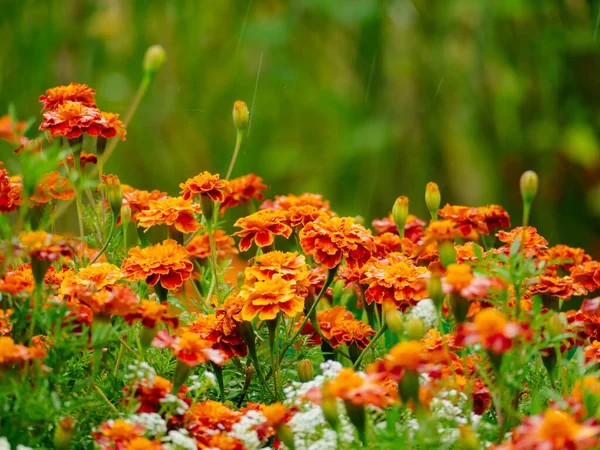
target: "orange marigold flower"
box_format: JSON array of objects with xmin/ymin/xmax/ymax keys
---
[
  {"xmin": 584, "ymin": 341, "xmax": 600, "ymax": 364},
  {"xmin": 0, "ymin": 163, "xmax": 22, "ymax": 213},
  {"xmin": 39, "ymin": 101, "xmax": 126, "ymax": 140},
  {"xmin": 373, "ymin": 232, "xmax": 403, "ymax": 258},
  {"xmin": 261, "ymin": 192, "xmax": 331, "ymax": 212},
  {"xmin": 125, "ymin": 299, "xmax": 178, "ymax": 329},
  {"xmin": 122, "ymin": 185, "xmax": 168, "ymax": 221},
  {"xmin": 439, "ymin": 204, "xmax": 510, "ymax": 236},
  {"xmin": 126, "ymin": 375, "xmax": 187, "ymax": 414},
  {"xmin": 0, "ymin": 115, "xmax": 28, "ymax": 146},
  {"xmin": 329, "ymin": 368, "xmax": 395, "ymax": 407},
  {"xmin": 186, "ymin": 312, "xmax": 247, "ymax": 359},
  {"xmin": 239, "ymin": 275, "xmax": 305, "ymax": 321},
  {"xmin": 496, "ymin": 226, "xmax": 548, "ymax": 257},
  {"xmin": 233, "ymin": 209, "xmax": 292, "ymax": 252},
  {"xmin": 0, "ymin": 309, "xmax": 13, "ymax": 336},
  {"xmin": 526, "ymin": 275, "xmax": 587, "ymax": 300},
  {"xmin": 220, "ymin": 173, "xmax": 268, "ymax": 213},
  {"xmin": 66, "ymin": 284, "xmax": 139, "ymax": 318},
  {"xmin": 360, "ymin": 253, "xmax": 429, "ymax": 309},
  {"xmin": 300, "ymin": 216, "xmax": 375, "ymax": 269},
  {"xmin": 261, "ymin": 402, "xmax": 294, "ymax": 427},
  {"xmin": 454, "ymin": 242, "xmax": 480, "ymax": 264},
  {"xmin": 121, "ymin": 240, "xmax": 193, "ymax": 290},
  {"xmin": 543, "ymin": 245, "xmax": 591, "ymax": 271},
  {"xmin": 299, "ymin": 306, "xmax": 375, "ymax": 349},
  {"xmin": 59, "ymin": 263, "xmax": 123, "ymax": 296},
  {"xmin": 30, "ymin": 171, "xmax": 74, "ymax": 205},
  {"xmin": 286, "ymin": 205, "xmax": 330, "ymax": 229},
  {"xmin": 0, "ymin": 336, "xmax": 46, "ymax": 367},
  {"xmin": 196, "ymin": 434, "xmax": 245, "ymax": 450},
  {"xmin": 93, "ymin": 420, "xmax": 145, "ymax": 449},
  {"xmin": 16, "ymin": 231, "xmax": 73, "ymax": 262},
  {"xmin": 368, "ymin": 340, "xmax": 443, "ymax": 382},
  {"xmin": 422, "ymin": 219, "xmax": 479, "ymax": 245},
  {"xmin": 245, "ymin": 251, "xmax": 309, "ymax": 286},
  {"xmin": 0, "ymin": 264, "xmax": 35, "ymax": 295},
  {"xmin": 179, "ymin": 171, "xmax": 231, "ymax": 202},
  {"xmin": 136, "ymin": 196, "xmax": 202, "ymax": 234},
  {"xmin": 186, "ymin": 400, "xmax": 241, "ymax": 435},
  {"xmin": 39, "ymin": 82, "xmax": 96, "ymax": 111},
  {"xmin": 125, "ymin": 437, "xmax": 163, "ymax": 450},
  {"xmin": 443, "ymin": 263, "xmax": 503, "ymax": 298},
  {"xmin": 476, "ymin": 205, "xmax": 511, "ymax": 234},
  {"xmin": 571, "ymin": 261, "xmax": 600, "ymax": 293},
  {"xmin": 186, "ymin": 230, "xmax": 238, "ymax": 260},
  {"xmin": 496, "ymin": 408, "xmax": 600, "ymax": 450},
  {"xmin": 152, "ymin": 330, "xmax": 225, "ymax": 367},
  {"xmin": 456, "ymin": 309, "xmax": 531, "ymax": 354},
  {"xmin": 372, "ymin": 214, "xmax": 426, "ymax": 243}
]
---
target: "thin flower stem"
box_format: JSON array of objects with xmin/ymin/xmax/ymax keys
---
[
  {"xmin": 92, "ymin": 384, "xmax": 119, "ymax": 413},
  {"xmin": 113, "ymin": 343, "xmax": 125, "ymax": 378},
  {"xmin": 115, "ymin": 334, "xmax": 139, "ymax": 358},
  {"xmin": 352, "ymin": 323, "xmax": 388, "ymax": 370},
  {"xmin": 225, "ymin": 130, "xmax": 243, "ymax": 180},
  {"xmin": 278, "ymin": 267, "xmax": 337, "ymax": 364},
  {"xmin": 90, "ymin": 217, "xmax": 115, "ymax": 264}
]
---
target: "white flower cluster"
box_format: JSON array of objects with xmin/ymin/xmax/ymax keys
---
[
  {"xmin": 124, "ymin": 361, "xmax": 156, "ymax": 386},
  {"xmin": 187, "ymin": 372, "xmax": 215, "ymax": 393},
  {"xmin": 228, "ymin": 409, "xmax": 267, "ymax": 450},
  {"xmin": 0, "ymin": 440, "xmax": 33, "ymax": 450},
  {"xmin": 407, "ymin": 298, "xmax": 437, "ymax": 330},
  {"xmin": 126, "ymin": 413, "xmax": 167, "ymax": 436},
  {"xmin": 284, "ymin": 361, "xmax": 343, "ymax": 407},
  {"xmin": 159, "ymin": 394, "xmax": 189, "ymax": 415},
  {"xmin": 287, "ymin": 404, "xmax": 355, "ymax": 450},
  {"xmin": 162, "ymin": 429, "xmax": 198, "ymax": 450}
]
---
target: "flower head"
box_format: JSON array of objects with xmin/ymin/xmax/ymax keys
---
[
  {"xmin": 233, "ymin": 209, "xmax": 292, "ymax": 252},
  {"xmin": 186, "ymin": 400, "xmax": 241, "ymax": 435},
  {"xmin": 121, "ymin": 240, "xmax": 193, "ymax": 290},
  {"xmin": 0, "ymin": 115, "xmax": 28, "ymax": 146},
  {"xmin": 39, "ymin": 83, "xmax": 96, "ymax": 111},
  {"xmin": 0, "ymin": 163, "xmax": 22, "ymax": 213},
  {"xmin": 220, "ymin": 174, "xmax": 268, "ymax": 213},
  {"xmin": 186, "ymin": 230, "xmax": 238, "ymax": 260},
  {"xmin": 185, "ymin": 311, "xmax": 247, "ymax": 359},
  {"xmin": 125, "ymin": 300, "xmax": 178, "ymax": 329},
  {"xmin": 40, "ymin": 101, "xmax": 125, "ymax": 140},
  {"xmin": 496, "ymin": 226, "xmax": 548, "ymax": 257},
  {"xmin": 329, "ymin": 368, "xmax": 392, "ymax": 407},
  {"xmin": 29, "ymin": 171, "xmax": 75, "ymax": 205},
  {"xmin": 179, "ymin": 171, "xmax": 231, "ymax": 202},
  {"xmin": 136, "ymin": 196, "xmax": 202, "ymax": 234},
  {"xmin": 239, "ymin": 275, "xmax": 304, "ymax": 321},
  {"xmin": 422, "ymin": 219, "xmax": 479, "ymax": 245},
  {"xmin": 0, "ymin": 336, "xmax": 46, "ymax": 367},
  {"xmin": 122, "ymin": 185, "xmax": 168, "ymax": 221},
  {"xmin": 16, "ymin": 231, "xmax": 73, "ymax": 262},
  {"xmin": 570, "ymin": 261, "xmax": 600, "ymax": 293},
  {"xmin": 299, "ymin": 306, "xmax": 375, "ymax": 349},
  {"xmin": 245, "ymin": 251, "xmax": 309, "ymax": 286},
  {"xmin": 261, "ymin": 193, "xmax": 331, "ymax": 212},
  {"xmin": 152, "ymin": 330, "xmax": 225, "ymax": 367},
  {"xmin": 93, "ymin": 420, "xmax": 145, "ymax": 449}
]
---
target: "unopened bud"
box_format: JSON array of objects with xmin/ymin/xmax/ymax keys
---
[
  {"xmin": 297, "ymin": 359, "xmax": 314, "ymax": 382},
  {"xmin": 392, "ymin": 196, "xmax": 409, "ymax": 238},
  {"xmin": 425, "ymin": 182, "xmax": 441, "ymax": 220},
  {"xmin": 144, "ymin": 45, "xmax": 167, "ymax": 77},
  {"xmin": 546, "ymin": 312, "xmax": 565, "ymax": 339},
  {"xmin": 520, "ymin": 170, "xmax": 539, "ymax": 204},
  {"xmin": 275, "ymin": 424, "xmax": 296, "ymax": 450},
  {"xmin": 321, "ymin": 383, "xmax": 339, "ymax": 430},
  {"xmin": 438, "ymin": 240, "xmax": 457, "ymax": 268},
  {"xmin": 102, "ymin": 174, "xmax": 123, "ymax": 218},
  {"xmin": 405, "ymin": 318, "xmax": 425, "ymax": 340},
  {"xmin": 120, "ymin": 204, "xmax": 132, "ymax": 226},
  {"xmin": 233, "ymin": 100, "xmax": 249, "ymax": 131},
  {"xmin": 54, "ymin": 416, "xmax": 75, "ymax": 450},
  {"xmin": 427, "ymin": 271, "xmax": 445, "ymax": 308},
  {"xmin": 383, "ymin": 302, "xmax": 403, "ymax": 334},
  {"xmin": 458, "ymin": 425, "xmax": 480, "ymax": 450}
]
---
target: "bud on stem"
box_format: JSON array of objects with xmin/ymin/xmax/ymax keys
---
[
  {"xmin": 425, "ymin": 182, "xmax": 441, "ymax": 220},
  {"xmin": 392, "ymin": 196, "xmax": 409, "ymax": 238},
  {"xmin": 520, "ymin": 170, "xmax": 538, "ymax": 227}
]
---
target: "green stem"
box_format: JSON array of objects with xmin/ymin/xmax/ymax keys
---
[
  {"xmin": 352, "ymin": 323, "xmax": 388, "ymax": 369},
  {"xmin": 212, "ymin": 362, "xmax": 226, "ymax": 402},
  {"xmin": 90, "ymin": 216, "xmax": 115, "ymax": 264},
  {"xmin": 268, "ymin": 315, "xmax": 281, "ymax": 400},
  {"xmin": 225, "ymin": 130, "xmax": 243, "ymax": 180}
]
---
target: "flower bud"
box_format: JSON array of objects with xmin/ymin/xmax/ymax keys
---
[
  {"xmin": 427, "ymin": 271, "xmax": 445, "ymax": 308},
  {"xmin": 384, "ymin": 302, "xmax": 403, "ymax": 335},
  {"xmin": 405, "ymin": 318, "xmax": 425, "ymax": 340},
  {"xmin": 297, "ymin": 359, "xmax": 314, "ymax": 382},
  {"xmin": 102, "ymin": 174, "xmax": 123, "ymax": 219},
  {"xmin": 425, "ymin": 182, "xmax": 441, "ymax": 220},
  {"xmin": 398, "ymin": 370, "xmax": 420, "ymax": 407},
  {"xmin": 275, "ymin": 424, "xmax": 296, "ymax": 450},
  {"xmin": 438, "ymin": 240, "xmax": 457, "ymax": 268},
  {"xmin": 520, "ymin": 170, "xmax": 539, "ymax": 204},
  {"xmin": 233, "ymin": 100, "xmax": 249, "ymax": 132},
  {"xmin": 321, "ymin": 382, "xmax": 339, "ymax": 431},
  {"xmin": 143, "ymin": 44, "xmax": 167, "ymax": 78},
  {"xmin": 120, "ymin": 204, "xmax": 132, "ymax": 226},
  {"xmin": 392, "ymin": 196, "xmax": 409, "ymax": 238},
  {"xmin": 54, "ymin": 416, "xmax": 75, "ymax": 450},
  {"xmin": 546, "ymin": 312, "xmax": 565, "ymax": 339},
  {"xmin": 344, "ymin": 400, "xmax": 367, "ymax": 445},
  {"xmin": 172, "ymin": 360, "xmax": 192, "ymax": 394}
]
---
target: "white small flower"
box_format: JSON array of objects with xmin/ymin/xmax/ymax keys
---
[
  {"xmin": 160, "ymin": 394, "xmax": 189, "ymax": 415},
  {"xmin": 126, "ymin": 413, "xmax": 167, "ymax": 436},
  {"xmin": 0, "ymin": 438, "xmax": 9, "ymax": 450},
  {"xmin": 16, "ymin": 446, "xmax": 33, "ymax": 450},
  {"xmin": 407, "ymin": 298, "xmax": 437, "ymax": 330},
  {"xmin": 162, "ymin": 429, "xmax": 197, "ymax": 450},
  {"xmin": 125, "ymin": 361, "xmax": 156, "ymax": 386}
]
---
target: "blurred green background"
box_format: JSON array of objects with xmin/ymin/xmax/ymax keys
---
[{"xmin": 1, "ymin": 0, "xmax": 599, "ymax": 256}]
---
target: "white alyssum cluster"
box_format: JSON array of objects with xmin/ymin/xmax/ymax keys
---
[
  {"xmin": 187, "ymin": 372, "xmax": 216, "ymax": 393},
  {"xmin": 124, "ymin": 361, "xmax": 156, "ymax": 385},
  {"xmin": 159, "ymin": 394, "xmax": 189, "ymax": 415},
  {"xmin": 284, "ymin": 361, "xmax": 343, "ymax": 407},
  {"xmin": 407, "ymin": 298, "xmax": 437, "ymax": 330},
  {"xmin": 228, "ymin": 409, "xmax": 267, "ymax": 450},
  {"xmin": 0, "ymin": 442, "xmax": 34, "ymax": 450},
  {"xmin": 126, "ymin": 413, "xmax": 167, "ymax": 436},
  {"xmin": 162, "ymin": 429, "xmax": 198, "ymax": 450},
  {"xmin": 287, "ymin": 404, "xmax": 355, "ymax": 450}
]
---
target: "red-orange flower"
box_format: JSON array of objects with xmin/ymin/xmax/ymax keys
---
[
  {"xmin": 368, "ymin": 340, "xmax": 444, "ymax": 382},
  {"xmin": 220, "ymin": 173, "xmax": 268, "ymax": 213},
  {"xmin": 543, "ymin": 245, "xmax": 591, "ymax": 271},
  {"xmin": 39, "ymin": 83, "xmax": 96, "ymax": 111},
  {"xmin": 31, "ymin": 171, "xmax": 74, "ymax": 203},
  {"xmin": 571, "ymin": 261, "xmax": 600, "ymax": 293},
  {"xmin": 443, "ymin": 263, "xmax": 503, "ymax": 299},
  {"xmin": 245, "ymin": 251, "xmax": 309, "ymax": 286},
  {"xmin": 17, "ymin": 231, "xmax": 73, "ymax": 262},
  {"xmin": 422, "ymin": 219, "xmax": 479, "ymax": 246},
  {"xmin": 186, "ymin": 230, "xmax": 238, "ymax": 260},
  {"xmin": 185, "ymin": 311, "xmax": 247, "ymax": 359},
  {"xmin": 360, "ymin": 253, "xmax": 429, "ymax": 309},
  {"xmin": 136, "ymin": 196, "xmax": 202, "ymax": 234},
  {"xmin": 0, "ymin": 115, "xmax": 28, "ymax": 145},
  {"xmin": 299, "ymin": 306, "xmax": 375, "ymax": 349},
  {"xmin": 239, "ymin": 275, "xmax": 305, "ymax": 321},
  {"xmin": 40, "ymin": 101, "xmax": 126, "ymax": 140},
  {"xmin": 0, "ymin": 264, "xmax": 35, "ymax": 295},
  {"xmin": 73, "ymin": 284, "xmax": 140, "ymax": 318},
  {"xmin": 329, "ymin": 368, "xmax": 392, "ymax": 407},
  {"xmin": 59, "ymin": 263, "xmax": 123, "ymax": 296},
  {"xmin": 233, "ymin": 209, "xmax": 292, "ymax": 252},
  {"xmin": 186, "ymin": 400, "xmax": 241, "ymax": 435},
  {"xmin": 300, "ymin": 216, "xmax": 375, "ymax": 269},
  {"xmin": 122, "ymin": 185, "xmax": 168, "ymax": 221},
  {"xmin": 495, "ymin": 226, "xmax": 548, "ymax": 257},
  {"xmin": 526, "ymin": 275, "xmax": 587, "ymax": 300},
  {"xmin": 0, "ymin": 310, "xmax": 13, "ymax": 336},
  {"xmin": 152, "ymin": 330, "xmax": 225, "ymax": 367},
  {"xmin": 124, "ymin": 300, "xmax": 178, "ymax": 329},
  {"xmin": 261, "ymin": 193, "xmax": 331, "ymax": 212},
  {"xmin": 0, "ymin": 336, "xmax": 46, "ymax": 367},
  {"xmin": 372, "ymin": 214, "xmax": 425, "ymax": 243},
  {"xmin": 179, "ymin": 171, "xmax": 231, "ymax": 202},
  {"xmin": 0, "ymin": 163, "xmax": 22, "ymax": 213},
  {"xmin": 121, "ymin": 240, "xmax": 193, "ymax": 290},
  {"xmin": 439, "ymin": 204, "xmax": 510, "ymax": 236},
  {"xmin": 93, "ymin": 420, "xmax": 144, "ymax": 450},
  {"xmin": 126, "ymin": 375, "xmax": 187, "ymax": 414},
  {"xmin": 585, "ymin": 341, "xmax": 600, "ymax": 364}
]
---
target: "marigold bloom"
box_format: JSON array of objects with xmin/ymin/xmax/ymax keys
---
[
  {"xmin": 152, "ymin": 330, "xmax": 225, "ymax": 367},
  {"xmin": 125, "ymin": 300, "xmax": 178, "ymax": 329},
  {"xmin": 543, "ymin": 245, "xmax": 591, "ymax": 271},
  {"xmin": 496, "ymin": 226, "xmax": 548, "ymax": 257},
  {"xmin": 245, "ymin": 251, "xmax": 309, "ymax": 286},
  {"xmin": 121, "ymin": 240, "xmax": 193, "ymax": 290},
  {"xmin": 125, "ymin": 437, "xmax": 163, "ymax": 450},
  {"xmin": 136, "ymin": 196, "xmax": 202, "ymax": 234},
  {"xmin": 299, "ymin": 306, "xmax": 375, "ymax": 349},
  {"xmin": 422, "ymin": 219, "xmax": 479, "ymax": 245},
  {"xmin": 300, "ymin": 216, "xmax": 375, "ymax": 269},
  {"xmin": 361, "ymin": 253, "xmax": 429, "ymax": 309},
  {"xmin": 60, "ymin": 263, "xmax": 123, "ymax": 296},
  {"xmin": 186, "ymin": 230, "xmax": 238, "ymax": 260},
  {"xmin": 179, "ymin": 171, "xmax": 231, "ymax": 202},
  {"xmin": 220, "ymin": 173, "xmax": 268, "ymax": 213},
  {"xmin": 443, "ymin": 263, "xmax": 503, "ymax": 299},
  {"xmin": 372, "ymin": 232, "xmax": 403, "ymax": 258},
  {"xmin": 69, "ymin": 284, "xmax": 140, "ymax": 318},
  {"xmin": 39, "ymin": 82, "xmax": 96, "ymax": 111},
  {"xmin": 40, "ymin": 101, "xmax": 125, "ymax": 140},
  {"xmin": 233, "ymin": 209, "xmax": 292, "ymax": 252},
  {"xmin": 17, "ymin": 231, "xmax": 73, "ymax": 262},
  {"xmin": 0, "ymin": 336, "xmax": 46, "ymax": 367},
  {"xmin": 439, "ymin": 204, "xmax": 510, "ymax": 236},
  {"xmin": 496, "ymin": 408, "xmax": 600, "ymax": 450},
  {"xmin": 328, "ymin": 369, "xmax": 393, "ymax": 407},
  {"xmin": 127, "ymin": 375, "xmax": 187, "ymax": 414},
  {"xmin": 584, "ymin": 341, "xmax": 600, "ymax": 364},
  {"xmin": 239, "ymin": 275, "xmax": 304, "ymax": 321},
  {"xmin": 571, "ymin": 261, "xmax": 600, "ymax": 293},
  {"xmin": 122, "ymin": 185, "xmax": 168, "ymax": 221},
  {"xmin": 186, "ymin": 400, "xmax": 241, "ymax": 435},
  {"xmin": 93, "ymin": 420, "xmax": 145, "ymax": 449},
  {"xmin": 0, "ymin": 115, "xmax": 28, "ymax": 145},
  {"xmin": 261, "ymin": 192, "xmax": 331, "ymax": 212},
  {"xmin": 0, "ymin": 163, "xmax": 22, "ymax": 213},
  {"xmin": 0, "ymin": 264, "xmax": 35, "ymax": 295},
  {"xmin": 283, "ymin": 205, "xmax": 329, "ymax": 229},
  {"xmin": 196, "ymin": 434, "xmax": 245, "ymax": 450},
  {"xmin": 372, "ymin": 214, "xmax": 425, "ymax": 243},
  {"xmin": 368, "ymin": 340, "xmax": 444, "ymax": 382},
  {"xmin": 526, "ymin": 275, "xmax": 587, "ymax": 300},
  {"xmin": 186, "ymin": 311, "xmax": 247, "ymax": 359},
  {"xmin": 456, "ymin": 309, "xmax": 530, "ymax": 354}
]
